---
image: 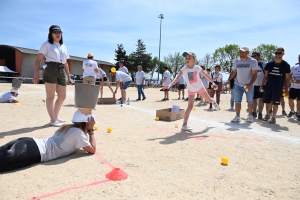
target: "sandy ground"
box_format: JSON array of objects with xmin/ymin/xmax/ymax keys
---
[{"xmin": 0, "ymin": 83, "xmax": 300, "ymax": 200}]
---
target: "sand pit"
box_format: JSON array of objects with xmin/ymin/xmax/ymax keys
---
[{"xmin": 0, "ymin": 83, "xmax": 300, "ymax": 199}]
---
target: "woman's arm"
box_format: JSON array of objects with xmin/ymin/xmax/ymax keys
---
[
  {"xmin": 82, "ymin": 117, "xmax": 96, "ymax": 154},
  {"xmin": 33, "ymin": 53, "xmax": 45, "ymax": 84},
  {"xmin": 64, "ymin": 61, "xmax": 72, "ymax": 84}
]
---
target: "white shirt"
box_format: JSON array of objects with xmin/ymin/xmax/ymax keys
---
[
  {"xmin": 163, "ymin": 70, "xmax": 171, "ymax": 85},
  {"xmin": 82, "ymin": 59, "xmax": 98, "ymax": 78},
  {"xmin": 38, "ymin": 41, "xmax": 70, "ymax": 64},
  {"xmin": 96, "ymin": 68, "xmax": 106, "ymax": 79},
  {"xmin": 0, "ymin": 92, "xmax": 16, "ymax": 103},
  {"xmin": 291, "ymin": 64, "xmax": 300, "ymax": 89},
  {"xmin": 115, "ymin": 71, "xmax": 132, "ymax": 82},
  {"xmin": 135, "ymin": 71, "xmax": 145, "ymax": 85},
  {"xmin": 118, "ymin": 66, "xmax": 129, "ymax": 73},
  {"xmin": 33, "ymin": 127, "xmax": 91, "ymax": 162},
  {"xmin": 254, "ymin": 62, "xmax": 266, "ymax": 86},
  {"xmin": 181, "ymin": 65, "xmax": 204, "ymax": 92},
  {"xmin": 212, "ymin": 72, "xmax": 223, "ymax": 83},
  {"xmin": 178, "ymin": 75, "xmax": 185, "ymax": 84}
]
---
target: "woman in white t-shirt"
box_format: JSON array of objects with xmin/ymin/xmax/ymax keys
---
[
  {"xmin": 165, "ymin": 52, "xmax": 220, "ymax": 131},
  {"xmin": 33, "ymin": 25, "xmax": 72, "ymax": 127},
  {"xmin": 0, "ymin": 111, "xmax": 97, "ymax": 173},
  {"xmin": 209, "ymin": 65, "xmax": 223, "ymax": 109}
]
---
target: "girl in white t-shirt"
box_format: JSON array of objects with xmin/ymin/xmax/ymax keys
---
[
  {"xmin": 165, "ymin": 52, "xmax": 220, "ymax": 131},
  {"xmin": 0, "ymin": 112, "xmax": 97, "ymax": 173},
  {"xmin": 33, "ymin": 25, "xmax": 72, "ymax": 127}
]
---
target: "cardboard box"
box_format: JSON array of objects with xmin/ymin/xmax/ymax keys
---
[
  {"xmin": 156, "ymin": 108, "xmax": 185, "ymax": 121},
  {"xmin": 98, "ymin": 98, "xmax": 116, "ymax": 104}
]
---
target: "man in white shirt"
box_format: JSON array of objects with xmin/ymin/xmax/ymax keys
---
[
  {"xmin": 135, "ymin": 65, "xmax": 146, "ymax": 101},
  {"xmin": 161, "ymin": 66, "xmax": 171, "ymax": 101},
  {"xmin": 287, "ymin": 54, "xmax": 300, "ymax": 121},
  {"xmin": 0, "ymin": 89, "xmax": 19, "ymax": 103},
  {"xmin": 82, "ymin": 53, "xmax": 99, "ymax": 85},
  {"xmin": 251, "ymin": 52, "xmax": 266, "ymax": 119},
  {"xmin": 109, "ymin": 68, "xmax": 132, "ymax": 104}
]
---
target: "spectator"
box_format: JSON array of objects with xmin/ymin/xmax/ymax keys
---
[
  {"xmin": 135, "ymin": 65, "xmax": 146, "ymax": 101},
  {"xmin": 177, "ymin": 75, "xmax": 186, "ymax": 100},
  {"xmin": 209, "ymin": 65, "xmax": 223, "ymax": 109},
  {"xmin": 260, "ymin": 47, "xmax": 291, "ymax": 124},
  {"xmin": 161, "ymin": 66, "xmax": 171, "ymax": 101},
  {"xmin": 109, "ymin": 69, "xmax": 132, "ymax": 104},
  {"xmin": 251, "ymin": 52, "xmax": 266, "ymax": 119},
  {"xmin": 287, "ymin": 54, "xmax": 300, "ymax": 120},
  {"xmin": 226, "ymin": 46, "xmax": 258, "ymax": 123}
]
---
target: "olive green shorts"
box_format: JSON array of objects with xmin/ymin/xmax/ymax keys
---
[{"xmin": 43, "ymin": 62, "xmax": 67, "ymax": 86}]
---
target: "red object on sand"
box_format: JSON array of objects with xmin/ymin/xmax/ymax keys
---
[{"xmin": 105, "ymin": 168, "xmax": 128, "ymax": 181}]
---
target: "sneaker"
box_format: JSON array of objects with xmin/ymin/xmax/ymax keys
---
[
  {"xmin": 252, "ymin": 112, "xmax": 257, "ymax": 118},
  {"xmin": 185, "ymin": 98, "xmax": 188, "ymax": 101},
  {"xmin": 214, "ymin": 102, "xmax": 221, "ymax": 110},
  {"xmin": 287, "ymin": 111, "xmax": 295, "ymax": 117},
  {"xmin": 247, "ymin": 115, "xmax": 254, "ymax": 123},
  {"xmin": 209, "ymin": 106, "xmax": 213, "ymax": 109},
  {"xmin": 165, "ymin": 98, "xmax": 169, "ymax": 101},
  {"xmin": 49, "ymin": 121, "xmax": 62, "ymax": 127},
  {"xmin": 182, "ymin": 124, "xmax": 193, "ymax": 131},
  {"xmin": 297, "ymin": 114, "xmax": 300, "ymax": 121},
  {"xmin": 178, "ymin": 97, "xmax": 180, "ymax": 100},
  {"xmin": 258, "ymin": 113, "xmax": 263, "ymax": 120},
  {"xmin": 263, "ymin": 114, "xmax": 270, "ymax": 121},
  {"xmin": 231, "ymin": 115, "xmax": 241, "ymax": 123},
  {"xmin": 118, "ymin": 97, "xmax": 122, "ymax": 101},
  {"xmin": 142, "ymin": 97, "xmax": 146, "ymax": 101},
  {"xmin": 57, "ymin": 118, "xmax": 66, "ymax": 123},
  {"xmin": 136, "ymin": 98, "xmax": 141, "ymax": 101},
  {"xmin": 182, "ymin": 97, "xmax": 184, "ymax": 100},
  {"xmin": 282, "ymin": 110, "xmax": 287, "ymax": 115},
  {"xmin": 269, "ymin": 117, "xmax": 276, "ymax": 124},
  {"xmin": 161, "ymin": 98, "xmax": 166, "ymax": 101}
]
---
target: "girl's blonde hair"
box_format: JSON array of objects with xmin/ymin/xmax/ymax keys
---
[{"xmin": 55, "ymin": 122, "xmax": 87, "ymax": 135}]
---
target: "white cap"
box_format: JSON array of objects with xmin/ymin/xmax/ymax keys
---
[
  {"xmin": 71, "ymin": 110, "xmax": 95, "ymax": 123},
  {"xmin": 10, "ymin": 88, "xmax": 19, "ymax": 94},
  {"xmin": 239, "ymin": 46, "xmax": 250, "ymax": 52}
]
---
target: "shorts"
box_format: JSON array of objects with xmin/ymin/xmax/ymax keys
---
[
  {"xmin": 253, "ymin": 85, "xmax": 264, "ymax": 99},
  {"xmin": 178, "ymin": 84, "xmax": 186, "ymax": 91},
  {"xmin": 234, "ymin": 85, "xmax": 254, "ymax": 104},
  {"xmin": 99, "ymin": 77, "xmax": 107, "ymax": 82},
  {"xmin": 43, "ymin": 62, "xmax": 67, "ymax": 86},
  {"xmin": 289, "ymin": 88, "xmax": 300, "ymax": 100},
  {"xmin": 83, "ymin": 76, "xmax": 96, "ymax": 85},
  {"xmin": 122, "ymin": 81, "xmax": 132, "ymax": 89},
  {"xmin": 263, "ymin": 88, "xmax": 281, "ymax": 105},
  {"xmin": 188, "ymin": 87, "xmax": 206, "ymax": 96}
]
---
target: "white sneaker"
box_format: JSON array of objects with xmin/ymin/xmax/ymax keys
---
[
  {"xmin": 247, "ymin": 115, "xmax": 253, "ymax": 123},
  {"xmin": 231, "ymin": 115, "xmax": 241, "ymax": 123},
  {"xmin": 214, "ymin": 102, "xmax": 221, "ymax": 111},
  {"xmin": 182, "ymin": 124, "xmax": 193, "ymax": 131},
  {"xmin": 49, "ymin": 121, "xmax": 62, "ymax": 127},
  {"xmin": 57, "ymin": 118, "xmax": 66, "ymax": 123}
]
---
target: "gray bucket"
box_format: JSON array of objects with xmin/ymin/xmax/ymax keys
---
[
  {"xmin": 12, "ymin": 79, "xmax": 22, "ymax": 89},
  {"xmin": 74, "ymin": 83, "xmax": 100, "ymax": 110}
]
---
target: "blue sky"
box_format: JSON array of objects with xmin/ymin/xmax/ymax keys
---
[{"xmin": 0, "ymin": 0, "xmax": 299, "ymax": 79}]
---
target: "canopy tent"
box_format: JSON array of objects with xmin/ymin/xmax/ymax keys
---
[{"xmin": 0, "ymin": 66, "xmax": 18, "ymax": 73}]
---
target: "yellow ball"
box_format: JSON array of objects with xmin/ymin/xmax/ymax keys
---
[
  {"xmin": 221, "ymin": 157, "xmax": 229, "ymax": 165},
  {"xmin": 175, "ymin": 123, "xmax": 178, "ymax": 128},
  {"xmin": 193, "ymin": 107, "xmax": 196, "ymax": 110},
  {"xmin": 94, "ymin": 125, "xmax": 98, "ymax": 130},
  {"xmin": 107, "ymin": 127, "xmax": 112, "ymax": 133},
  {"xmin": 155, "ymin": 117, "xmax": 159, "ymax": 121}
]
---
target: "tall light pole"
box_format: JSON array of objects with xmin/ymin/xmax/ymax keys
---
[{"xmin": 157, "ymin": 14, "xmax": 164, "ymax": 81}]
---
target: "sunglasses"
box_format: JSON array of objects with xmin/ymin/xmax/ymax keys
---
[
  {"xmin": 53, "ymin": 31, "xmax": 62, "ymax": 34},
  {"xmin": 274, "ymin": 52, "xmax": 283, "ymax": 55},
  {"xmin": 251, "ymin": 55, "xmax": 257, "ymax": 57}
]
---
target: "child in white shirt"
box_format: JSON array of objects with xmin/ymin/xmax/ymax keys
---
[{"xmin": 164, "ymin": 52, "xmax": 220, "ymax": 131}]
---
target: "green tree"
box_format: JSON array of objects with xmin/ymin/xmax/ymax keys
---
[
  {"xmin": 251, "ymin": 44, "xmax": 278, "ymax": 62},
  {"xmin": 198, "ymin": 53, "xmax": 215, "ymax": 70},
  {"xmin": 212, "ymin": 44, "xmax": 240, "ymax": 73},
  {"xmin": 114, "ymin": 44, "xmax": 128, "ymax": 68},
  {"xmin": 130, "ymin": 39, "xmax": 153, "ymax": 76},
  {"xmin": 164, "ymin": 52, "xmax": 185, "ymax": 78}
]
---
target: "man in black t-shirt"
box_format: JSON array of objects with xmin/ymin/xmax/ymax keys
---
[{"xmin": 260, "ymin": 47, "xmax": 291, "ymax": 124}]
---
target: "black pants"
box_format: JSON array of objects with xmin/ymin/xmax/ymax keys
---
[{"xmin": 0, "ymin": 137, "xmax": 41, "ymax": 173}]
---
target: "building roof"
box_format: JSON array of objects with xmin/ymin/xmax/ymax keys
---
[{"xmin": 0, "ymin": 44, "xmax": 115, "ymax": 66}]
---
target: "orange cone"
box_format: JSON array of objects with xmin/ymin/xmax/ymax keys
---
[{"xmin": 106, "ymin": 168, "xmax": 128, "ymax": 181}]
